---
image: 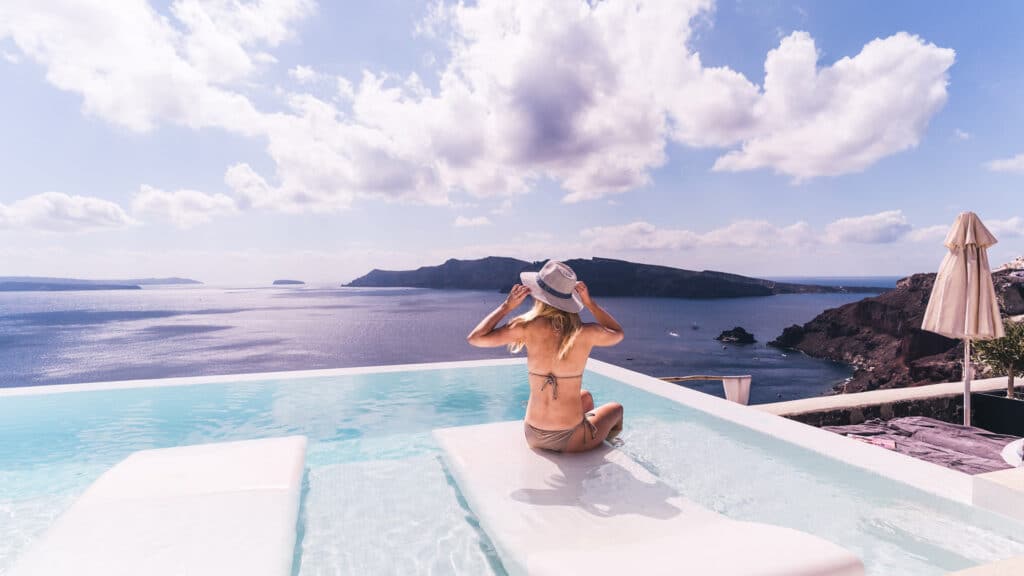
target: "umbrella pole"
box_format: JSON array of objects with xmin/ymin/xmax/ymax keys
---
[{"xmin": 964, "ymin": 337, "xmax": 972, "ymax": 427}]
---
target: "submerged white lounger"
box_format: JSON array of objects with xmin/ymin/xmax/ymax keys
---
[
  {"xmin": 11, "ymin": 436, "xmax": 307, "ymax": 576},
  {"xmin": 435, "ymin": 421, "xmax": 863, "ymax": 576}
]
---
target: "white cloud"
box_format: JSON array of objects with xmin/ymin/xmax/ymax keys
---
[
  {"xmin": 224, "ymin": 162, "xmax": 291, "ymax": 210},
  {"xmin": 241, "ymin": 7, "xmax": 953, "ymax": 203},
  {"xmin": 429, "ymin": 237, "xmax": 585, "ymax": 264},
  {"xmin": 988, "ymin": 217, "xmax": 1024, "ymax": 238},
  {"xmin": 336, "ymin": 76, "xmax": 354, "ymax": 100},
  {"xmin": 0, "ymin": 192, "xmax": 134, "ymax": 231},
  {"xmin": 171, "ymin": 0, "xmax": 314, "ymax": 83},
  {"xmin": 288, "ymin": 64, "xmax": 320, "ymax": 83},
  {"xmin": 0, "ymin": 0, "xmax": 311, "ymax": 133},
  {"xmin": 2, "ymin": 50, "xmax": 18, "ymax": 63},
  {"xmin": 954, "ymin": 129, "xmax": 971, "ymax": 140},
  {"xmin": 704, "ymin": 220, "xmax": 815, "ymax": 248},
  {"xmin": 2, "ymin": 1, "xmax": 956, "ymax": 210},
  {"xmin": 986, "ymin": 153, "xmax": 1024, "ymax": 173},
  {"xmin": 490, "ymin": 199, "xmax": 513, "ymax": 215},
  {"xmin": 824, "ymin": 210, "xmax": 912, "ymax": 243},
  {"xmin": 454, "ymin": 215, "xmax": 491, "ymax": 227},
  {"xmin": 580, "ymin": 219, "xmax": 813, "ymax": 252},
  {"xmin": 581, "ymin": 221, "xmax": 701, "ymax": 251},
  {"xmin": 581, "ymin": 213, "xmax": 975, "ymax": 254},
  {"xmin": 712, "ymin": 32, "xmax": 955, "ymax": 180},
  {"xmin": 413, "ymin": 1, "xmax": 452, "ymax": 39},
  {"xmin": 905, "ymin": 224, "xmax": 948, "ymax": 243},
  {"xmin": 131, "ymin": 185, "xmax": 237, "ymax": 228}
]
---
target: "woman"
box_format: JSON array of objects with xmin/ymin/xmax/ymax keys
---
[{"xmin": 467, "ymin": 260, "xmax": 625, "ymax": 453}]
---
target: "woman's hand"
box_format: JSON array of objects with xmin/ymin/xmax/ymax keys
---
[
  {"xmin": 575, "ymin": 281, "xmax": 594, "ymax": 309},
  {"xmin": 503, "ymin": 284, "xmax": 530, "ymax": 311}
]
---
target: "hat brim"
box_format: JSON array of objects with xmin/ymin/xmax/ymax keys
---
[{"xmin": 520, "ymin": 271, "xmax": 584, "ymax": 313}]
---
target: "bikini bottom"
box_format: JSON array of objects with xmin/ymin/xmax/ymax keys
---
[{"xmin": 523, "ymin": 413, "xmax": 597, "ymax": 452}]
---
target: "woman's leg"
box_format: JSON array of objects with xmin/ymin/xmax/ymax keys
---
[{"xmin": 564, "ymin": 402, "xmax": 623, "ymax": 453}]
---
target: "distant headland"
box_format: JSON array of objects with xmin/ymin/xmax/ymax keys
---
[
  {"xmin": 0, "ymin": 276, "xmax": 201, "ymax": 292},
  {"xmin": 345, "ymin": 256, "xmax": 886, "ymax": 299},
  {"xmin": 273, "ymin": 279, "xmax": 305, "ymax": 285}
]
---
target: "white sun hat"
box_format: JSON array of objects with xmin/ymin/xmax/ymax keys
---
[{"xmin": 520, "ymin": 260, "xmax": 584, "ymax": 313}]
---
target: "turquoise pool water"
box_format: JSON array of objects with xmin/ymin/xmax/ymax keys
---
[{"xmin": 2, "ymin": 362, "xmax": 1023, "ymax": 575}]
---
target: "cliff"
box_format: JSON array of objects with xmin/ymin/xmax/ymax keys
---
[
  {"xmin": 769, "ymin": 265, "xmax": 1024, "ymax": 393},
  {"xmin": 346, "ymin": 256, "xmax": 884, "ymax": 298},
  {"xmin": 347, "ymin": 257, "xmax": 530, "ymax": 291}
]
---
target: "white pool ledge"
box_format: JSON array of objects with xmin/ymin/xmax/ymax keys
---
[
  {"xmin": 436, "ymin": 421, "xmax": 864, "ymax": 576},
  {"xmin": 9, "ymin": 436, "xmax": 308, "ymax": 576}
]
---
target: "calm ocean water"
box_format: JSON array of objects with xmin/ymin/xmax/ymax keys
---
[{"xmin": 0, "ymin": 281, "xmax": 893, "ymax": 404}]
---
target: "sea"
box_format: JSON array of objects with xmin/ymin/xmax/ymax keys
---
[{"xmin": 0, "ymin": 277, "xmax": 899, "ymax": 404}]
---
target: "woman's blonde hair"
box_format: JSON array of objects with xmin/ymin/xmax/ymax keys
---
[{"xmin": 507, "ymin": 300, "xmax": 583, "ymax": 360}]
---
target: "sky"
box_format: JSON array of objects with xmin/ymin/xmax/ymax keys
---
[{"xmin": 1, "ymin": 0, "xmax": 1022, "ymax": 285}]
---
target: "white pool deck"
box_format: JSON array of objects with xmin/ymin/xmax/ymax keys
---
[
  {"xmin": 8, "ymin": 436, "xmax": 307, "ymax": 576},
  {"xmin": 4, "ymin": 357, "xmax": 1024, "ymax": 575}
]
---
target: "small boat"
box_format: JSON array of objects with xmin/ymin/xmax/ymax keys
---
[
  {"xmin": 667, "ymin": 330, "xmax": 680, "ymax": 338},
  {"xmin": 691, "ymin": 322, "xmax": 700, "ymax": 330}
]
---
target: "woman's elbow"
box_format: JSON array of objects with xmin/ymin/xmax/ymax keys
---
[{"xmin": 592, "ymin": 327, "xmax": 623, "ymax": 347}]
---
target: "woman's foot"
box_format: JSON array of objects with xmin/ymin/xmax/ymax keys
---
[{"xmin": 606, "ymin": 418, "xmax": 623, "ymax": 441}]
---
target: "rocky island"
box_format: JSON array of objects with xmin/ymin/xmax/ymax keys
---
[
  {"xmin": 346, "ymin": 257, "xmax": 885, "ymax": 299},
  {"xmin": 273, "ymin": 279, "xmax": 305, "ymax": 285},
  {"xmin": 769, "ymin": 261, "xmax": 1024, "ymax": 393},
  {"xmin": 0, "ymin": 281, "xmax": 141, "ymax": 291},
  {"xmin": 716, "ymin": 327, "xmax": 757, "ymax": 344},
  {"xmin": 0, "ymin": 276, "xmax": 201, "ymax": 291}
]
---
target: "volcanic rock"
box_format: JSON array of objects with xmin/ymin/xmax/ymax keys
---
[
  {"xmin": 715, "ymin": 327, "xmax": 756, "ymax": 344},
  {"xmin": 769, "ymin": 269, "xmax": 1024, "ymax": 394}
]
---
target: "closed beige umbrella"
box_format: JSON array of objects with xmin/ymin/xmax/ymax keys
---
[{"xmin": 922, "ymin": 211, "xmax": 1005, "ymax": 426}]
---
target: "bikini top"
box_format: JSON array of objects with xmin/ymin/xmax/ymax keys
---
[{"xmin": 528, "ymin": 371, "xmax": 583, "ymax": 400}]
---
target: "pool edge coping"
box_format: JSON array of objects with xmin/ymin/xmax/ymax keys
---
[{"xmin": 0, "ymin": 357, "xmax": 527, "ymax": 397}]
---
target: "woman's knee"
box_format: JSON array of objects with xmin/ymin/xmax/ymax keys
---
[
  {"xmin": 595, "ymin": 401, "xmax": 623, "ymax": 420},
  {"xmin": 581, "ymin": 389, "xmax": 594, "ymax": 409}
]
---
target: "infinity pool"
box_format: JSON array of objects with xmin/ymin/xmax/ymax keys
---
[{"xmin": 2, "ymin": 359, "xmax": 1023, "ymax": 575}]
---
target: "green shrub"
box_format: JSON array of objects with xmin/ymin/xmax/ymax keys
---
[{"xmin": 973, "ymin": 320, "xmax": 1024, "ymax": 398}]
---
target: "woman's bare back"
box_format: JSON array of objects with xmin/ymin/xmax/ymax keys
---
[
  {"xmin": 522, "ymin": 317, "xmax": 594, "ymax": 429},
  {"xmin": 521, "ymin": 318, "xmax": 624, "ymax": 452}
]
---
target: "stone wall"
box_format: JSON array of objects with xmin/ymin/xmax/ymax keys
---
[{"xmin": 781, "ymin": 394, "xmax": 965, "ymax": 427}]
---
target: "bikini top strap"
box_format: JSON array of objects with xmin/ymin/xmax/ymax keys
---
[
  {"xmin": 527, "ymin": 371, "xmax": 584, "ymax": 400},
  {"xmin": 527, "ymin": 371, "xmax": 584, "ymax": 379}
]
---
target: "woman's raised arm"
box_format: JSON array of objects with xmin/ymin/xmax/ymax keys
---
[
  {"xmin": 576, "ymin": 281, "xmax": 624, "ymax": 347},
  {"xmin": 466, "ymin": 284, "xmax": 530, "ymax": 347}
]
